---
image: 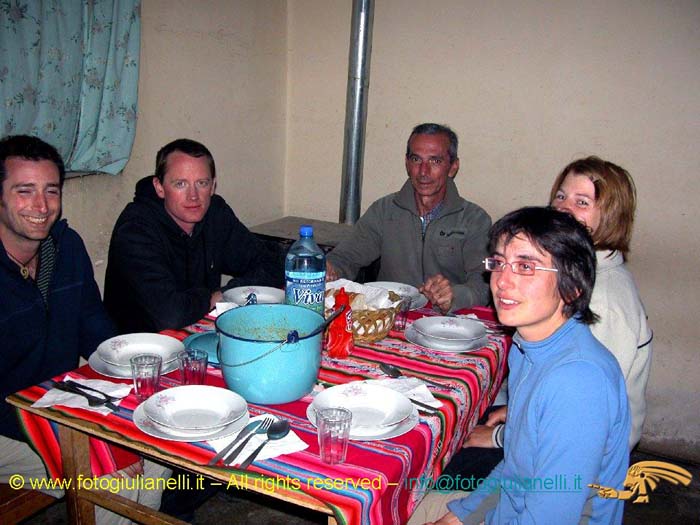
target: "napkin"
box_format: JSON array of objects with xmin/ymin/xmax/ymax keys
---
[
  {"xmin": 32, "ymin": 374, "xmax": 132, "ymax": 415},
  {"xmin": 209, "ymin": 302, "xmax": 239, "ymax": 318},
  {"xmin": 325, "ymin": 279, "xmax": 401, "ymax": 310},
  {"xmin": 366, "ymin": 378, "xmax": 443, "ymax": 409},
  {"xmin": 208, "ymin": 415, "xmax": 308, "ymax": 465}
]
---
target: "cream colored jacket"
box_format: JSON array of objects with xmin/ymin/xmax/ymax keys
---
[{"xmin": 590, "ymin": 250, "xmax": 653, "ymax": 448}]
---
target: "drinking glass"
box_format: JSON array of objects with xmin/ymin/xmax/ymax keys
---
[
  {"xmin": 130, "ymin": 354, "xmax": 162, "ymax": 402},
  {"xmin": 178, "ymin": 349, "xmax": 208, "ymax": 385},
  {"xmin": 317, "ymin": 407, "xmax": 352, "ymax": 464},
  {"xmin": 393, "ymin": 297, "xmax": 412, "ymax": 332}
]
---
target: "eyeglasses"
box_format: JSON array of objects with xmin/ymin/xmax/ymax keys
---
[{"xmin": 483, "ymin": 257, "xmax": 558, "ymax": 276}]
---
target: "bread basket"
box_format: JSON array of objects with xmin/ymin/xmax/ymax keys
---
[{"xmin": 326, "ymin": 290, "xmax": 402, "ymax": 343}]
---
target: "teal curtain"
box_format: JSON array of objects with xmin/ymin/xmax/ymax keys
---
[{"xmin": 0, "ymin": 1, "xmax": 141, "ymax": 175}]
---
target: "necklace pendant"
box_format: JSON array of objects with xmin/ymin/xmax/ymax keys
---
[{"xmin": 20, "ymin": 265, "xmax": 30, "ymax": 279}]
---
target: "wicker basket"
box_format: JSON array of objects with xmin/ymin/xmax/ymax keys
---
[
  {"xmin": 326, "ymin": 290, "xmax": 402, "ymax": 343},
  {"xmin": 350, "ymin": 307, "xmax": 398, "ymax": 343}
]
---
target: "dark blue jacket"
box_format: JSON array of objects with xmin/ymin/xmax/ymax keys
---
[
  {"xmin": 104, "ymin": 176, "xmax": 283, "ymax": 333},
  {"xmin": 1, "ymin": 220, "xmax": 116, "ymax": 440}
]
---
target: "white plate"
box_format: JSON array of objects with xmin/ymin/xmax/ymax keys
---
[
  {"xmin": 405, "ymin": 325, "xmax": 488, "ymax": 353},
  {"xmin": 311, "ymin": 383, "xmax": 413, "ymax": 436},
  {"xmin": 222, "ymin": 286, "xmax": 285, "ymax": 305},
  {"xmin": 133, "ymin": 403, "xmax": 249, "ymax": 442},
  {"xmin": 88, "ymin": 352, "xmax": 179, "ymax": 378},
  {"xmin": 364, "ymin": 281, "xmax": 428, "ymax": 310},
  {"xmin": 144, "ymin": 385, "xmax": 247, "ymax": 431},
  {"xmin": 412, "ymin": 316, "xmax": 486, "ymax": 343},
  {"xmin": 306, "ymin": 404, "xmax": 419, "ymax": 441},
  {"xmin": 96, "ymin": 333, "xmax": 184, "ymax": 367}
]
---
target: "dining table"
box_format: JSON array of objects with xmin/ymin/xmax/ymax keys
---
[{"xmin": 7, "ymin": 305, "xmax": 510, "ymax": 525}]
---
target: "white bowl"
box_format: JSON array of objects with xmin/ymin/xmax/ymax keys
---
[
  {"xmin": 222, "ymin": 286, "xmax": 285, "ymax": 305},
  {"xmin": 143, "ymin": 385, "xmax": 247, "ymax": 431},
  {"xmin": 412, "ymin": 316, "xmax": 486, "ymax": 343},
  {"xmin": 96, "ymin": 333, "xmax": 184, "ymax": 367}
]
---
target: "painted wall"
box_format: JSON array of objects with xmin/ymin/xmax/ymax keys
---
[
  {"xmin": 286, "ymin": 0, "xmax": 700, "ymax": 460},
  {"xmin": 61, "ymin": 0, "xmax": 287, "ymax": 286},
  {"xmin": 56, "ymin": 0, "xmax": 699, "ymax": 461}
]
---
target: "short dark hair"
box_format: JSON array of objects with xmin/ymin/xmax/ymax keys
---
[
  {"xmin": 489, "ymin": 206, "xmax": 598, "ymax": 324},
  {"xmin": 406, "ymin": 123, "xmax": 459, "ymax": 163},
  {"xmin": 154, "ymin": 139, "xmax": 216, "ymax": 182},
  {"xmin": 0, "ymin": 135, "xmax": 65, "ymax": 194}
]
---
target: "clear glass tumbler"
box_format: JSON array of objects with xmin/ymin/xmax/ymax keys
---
[{"xmin": 317, "ymin": 407, "xmax": 352, "ymax": 464}]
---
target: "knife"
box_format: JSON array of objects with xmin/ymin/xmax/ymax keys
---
[
  {"xmin": 410, "ymin": 398, "xmax": 440, "ymax": 414},
  {"xmin": 49, "ymin": 380, "xmax": 120, "ymax": 412},
  {"xmin": 208, "ymin": 420, "xmax": 262, "ymax": 466}
]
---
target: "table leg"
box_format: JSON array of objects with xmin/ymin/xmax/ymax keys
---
[{"xmin": 58, "ymin": 425, "xmax": 96, "ymax": 525}]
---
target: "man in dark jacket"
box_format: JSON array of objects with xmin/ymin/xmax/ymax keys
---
[
  {"xmin": 104, "ymin": 138, "xmax": 283, "ymax": 333},
  {"xmin": 0, "ymin": 135, "xmax": 167, "ymax": 523}
]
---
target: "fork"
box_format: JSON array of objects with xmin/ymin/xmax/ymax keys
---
[
  {"xmin": 64, "ymin": 380, "xmax": 121, "ymax": 402},
  {"xmin": 49, "ymin": 380, "xmax": 119, "ymax": 411},
  {"xmin": 224, "ymin": 417, "xmax": 274, "ymax": 466}
]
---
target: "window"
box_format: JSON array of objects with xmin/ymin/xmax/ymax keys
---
[{"xmin": 0, "ymin": 0, "xmax": 141, "ymax": 175}]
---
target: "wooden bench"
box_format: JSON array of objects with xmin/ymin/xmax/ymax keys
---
[{"xmin": 0, "ymin": 483, "xmax": 56, "ymax": 524}]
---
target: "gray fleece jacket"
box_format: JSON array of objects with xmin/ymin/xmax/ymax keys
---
[{"xmin": 328, "ymin": 178, "xmax": 491, "ymax": 310}]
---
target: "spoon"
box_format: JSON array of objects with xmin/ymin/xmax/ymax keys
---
[
  {"xmin": 239, "ymin": 419, "xmax": 291, "ymax": 469},
  {"xmin": 379, "ymin": 363, "xmax": 444, "ymax": 388},
  {"xmin": 223, "ymin": 417, "xmax": 273, "ymax": 465}
]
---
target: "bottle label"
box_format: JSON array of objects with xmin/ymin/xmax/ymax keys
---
[{"xmin": 285, "ymin": 271, "xmax": 325, "ymax": 314}]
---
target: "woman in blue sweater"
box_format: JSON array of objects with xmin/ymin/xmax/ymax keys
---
[{"xmin": 409, "ymin": 207, "xmax": 630, "ymax": 525}]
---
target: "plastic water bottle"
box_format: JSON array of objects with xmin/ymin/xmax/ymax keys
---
[{"xmin": 285, "ymin": 225, "xmax": 326, "ymax": 315}]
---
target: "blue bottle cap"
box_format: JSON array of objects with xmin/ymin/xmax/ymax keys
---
[{"xmin": 300, "ymin": 225, "xmax": 313, "ymax": 237}]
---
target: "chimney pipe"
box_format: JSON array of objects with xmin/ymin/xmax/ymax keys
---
[{"xmin": 339, "ymin": 0, "xmax": 374, "ymax": 224}]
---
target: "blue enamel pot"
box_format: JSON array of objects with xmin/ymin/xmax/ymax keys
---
[{"xmin": 215, "ymin": 304, "xmax": 324, "ymax": 404}]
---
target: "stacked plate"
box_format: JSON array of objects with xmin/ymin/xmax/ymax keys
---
[
  {"xmin": 406, "ymin": 316, "xmax": 488, "ymax": 353},
  {"xmin": 307, "ymin": 382, "xmax": 419, "ymax": 441},
  {"xmin": 222, "ymin": 286, "xmax": 285, "ymax": 305},
  {"xmin": 133, "ymin": 385, "xmax": 249, "ymax": 442},
  {"xmin": 364, "ymin": 281, "xmax": 428, "ymax": 310},
  {"xmin": 88, "ymin": 333, "xmax": 184, "ymax": 378},
  {"xmin": 183, "ymin": 331, "xmax": 220, "ymax": 365}
]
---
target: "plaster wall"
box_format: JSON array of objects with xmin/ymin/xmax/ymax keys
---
[
  {"xmin": 286, "ymin": 0, "xmax": 700, "ymax": 461},
  {"xmin": 54, "ymin": 0, "xmax": 699, "ymax": 461},
  {"xmin": 61, "ymin": 0, "xmax": 287, "ymax": 286}
]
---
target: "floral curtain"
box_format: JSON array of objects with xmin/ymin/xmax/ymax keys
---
[{"xmin": 0, "ymin": 0, "xmax": 140, "ymax": 175}]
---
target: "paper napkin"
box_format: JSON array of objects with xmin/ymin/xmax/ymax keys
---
[
  {"xmin": 366, "ymin": 378, "xmax": 443, "ymax": 409},
  {"xmin": 32, "ymin": 374, "xmax": 132, "ymax": 415},
  {"xmin": 210, "ymin": 302, "xmax": 238, "ymax": 318},
  {"xmin": 208, "ymin": 414, "xmax": 308, "ymax": 465}
]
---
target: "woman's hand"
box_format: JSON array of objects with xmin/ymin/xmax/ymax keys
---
[{"xmin": 463, "ymin": 406, "xmax": 508, "ymax": 448}]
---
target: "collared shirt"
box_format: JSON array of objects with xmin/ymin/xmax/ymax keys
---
[{"xmin": 420, "ymin": 200, "xmax": 445, "ymax": 236}]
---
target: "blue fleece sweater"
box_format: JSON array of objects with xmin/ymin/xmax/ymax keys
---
[
  {"xmin": 1, "ymin": 220, "xmax": 115, "ymax": 440},
  {"xmin": 448, "ymin": 318, "xmax": 630, "ymax": 524}
]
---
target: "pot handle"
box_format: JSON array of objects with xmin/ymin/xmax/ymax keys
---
[
  {"xmin": 217, "ymin": 330, "xmax": 299, "ymax": 368},
  {"xmin": 302, "ymin": 304, "xmax": 346, "ymax": 339}
]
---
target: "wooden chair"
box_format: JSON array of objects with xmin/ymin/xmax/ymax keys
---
[{"xmin": 0, "ymin": 483, "xmax": 56, "ymax": 524}]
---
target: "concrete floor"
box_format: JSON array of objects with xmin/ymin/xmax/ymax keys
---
[{"xmin": 23, "ymin": 450, "xmax": 700, "ymax": 524}]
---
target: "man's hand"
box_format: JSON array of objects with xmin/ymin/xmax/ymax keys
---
[
  {"xmin": 209, "ymin": 290, "xmax": 224, "ymax": 310},
  {"xmin": 463, "ymin": 406, "xmax": 508, "ymax": 448},
  {"xmin": 326, "ymin": 261, "xmax": 340, "ymax": 282},
  {"xmin": 425, "ymin": 511, "xmax": 462, "ymax": 525},
  {"xmin": 420, "ymin": 274, "xmax": 454, "ymax": 314}
]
